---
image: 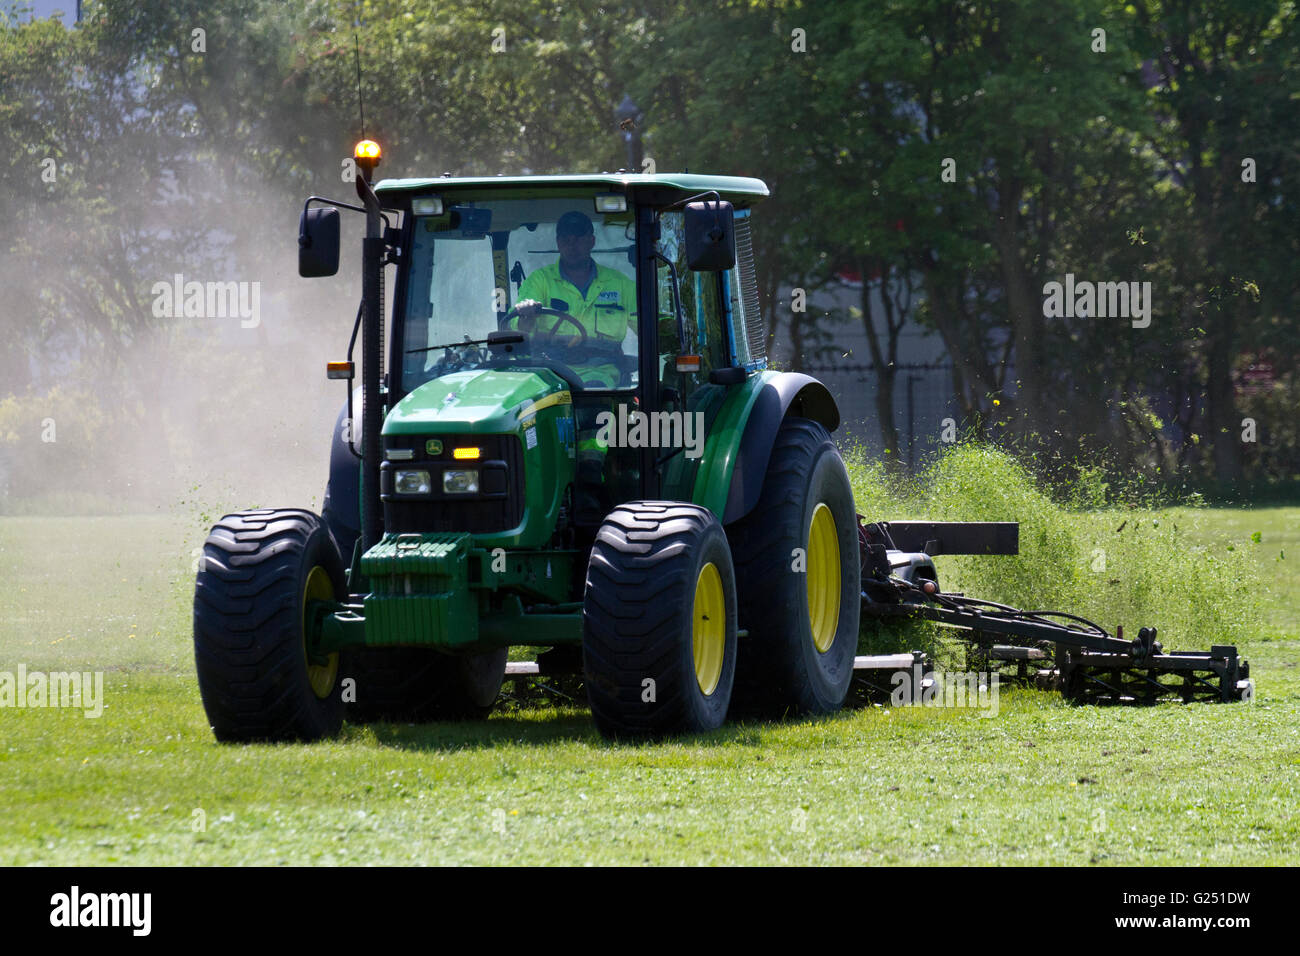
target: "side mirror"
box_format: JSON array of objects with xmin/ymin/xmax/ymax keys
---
[
  {"xmin": 684, "ymin": 200, "xmax": 735, "ymax": 271},
  {"xmin": 708, "ymin": 366, "xmax": 748, "ymax": 386},
  {"xmin": 299, "ymin": 206, "xmax": 340, "ymax": 277}
]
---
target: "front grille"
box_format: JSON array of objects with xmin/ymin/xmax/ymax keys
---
[{"xmin": 381, "ymin": 434, "xmax": 524, "ymax": 534}]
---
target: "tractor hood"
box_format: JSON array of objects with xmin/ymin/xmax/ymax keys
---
[{"xmin": 383, "ymin": 368, "xmax": 570, "ymax": 436}]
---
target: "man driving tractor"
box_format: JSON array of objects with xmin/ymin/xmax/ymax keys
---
[{"xmin": 508, "ymin": 210, "xmax": 637, "ymax": 389}]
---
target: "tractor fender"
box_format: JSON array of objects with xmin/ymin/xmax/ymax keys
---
[
  {"xmin": 692, "ymin": 371, "xmax": 839, "ymax": 525},
  {"xmin": 321, "ymin": 388, "xmax": 363, "ymax": 562}
]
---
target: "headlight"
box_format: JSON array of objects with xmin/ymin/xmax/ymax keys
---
[
  {"xmin": 443, "ymin": 469, "xmax": 480, "ymax": 494},
  {"xmin": 394, "ymin": 469, "xmax": 432, "ymax": 494}
]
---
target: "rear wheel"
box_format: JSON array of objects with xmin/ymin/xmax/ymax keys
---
[
  {"xmin": 344, "ymin": 647, "xmax": 507, "ymax": 722},
  {"xmin": 193, "ymin": 509, "xmax": 346, "ymax": 742},
  {"xmin": 582, "ymin": 501, "xmax": 737, "ymax": 739},
  {"xmin": 727, "ymin": 417, "xmax": 860, "ymax": 716}
]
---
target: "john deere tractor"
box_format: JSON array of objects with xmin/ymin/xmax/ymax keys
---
[{"xmin": 193, "ymin": 140, "xmax": 860, "ymax": 741}]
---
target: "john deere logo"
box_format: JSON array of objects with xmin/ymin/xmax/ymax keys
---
[{"xmin": 426, "ymin": 439, "xmax": 443, "ymax": 456}]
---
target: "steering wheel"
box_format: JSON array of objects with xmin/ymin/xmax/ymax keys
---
[
  {"xmin": 507, "ymin": 305, "xmax": 589, "ymax": 348},
  {"xmin": 500, "ymin": 304, "xmax": 636, "ymax": 387}
]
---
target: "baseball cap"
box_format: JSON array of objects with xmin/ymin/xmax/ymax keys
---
[{"xmin": 555, "ymin": 211, "xmax": 595, "ymax": 237}]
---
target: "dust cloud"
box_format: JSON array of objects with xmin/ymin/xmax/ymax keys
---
[{"xmin": 1, "ymin": 159, "xmax": 377, "ymax": 524}]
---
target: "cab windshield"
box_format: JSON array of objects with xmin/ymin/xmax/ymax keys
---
[{"xmin": 401, "ymin": 195, "xmax": 639, "ymax": 393}]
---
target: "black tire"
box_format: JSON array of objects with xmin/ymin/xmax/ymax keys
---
[
  {"xmin": 727, "ymin": 417, "xmax": 861, "ymax": 717},
  {"xmin": 344, "ymin": 647, "xmax": 507, "ymax": 722},
  {"xmin": 582, "ymin": 501, "xmax": 738, "ymax": 739},
  {"xmin": 193, "ymin": 509, "xmax": 346, "ymax": 742}
]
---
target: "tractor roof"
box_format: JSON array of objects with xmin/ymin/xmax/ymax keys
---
[{"xmin": 374, "ymin": 172, "xmax": 770, "ymax": 203}]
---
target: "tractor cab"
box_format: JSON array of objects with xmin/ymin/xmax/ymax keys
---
[{"xmin": 371, "ymin": 174, "xmax": 772, "ymax": 522}]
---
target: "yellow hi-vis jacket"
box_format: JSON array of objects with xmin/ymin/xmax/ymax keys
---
[
  {"xmin": 509, "ymin": 261, "xmax": 637, "ymax": 389},
  {"xmin": 513, "ymin": 261, "xmax": 637, "ymax": 344}
]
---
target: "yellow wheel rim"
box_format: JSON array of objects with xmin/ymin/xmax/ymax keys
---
[
  {"xmin": 806, "ymin": 503, "xmax": 841, "ymax": 653},
  {"xmin": 302, "ymin": 565, "xmax": 339, "ymax": 699},
  {"xmin": 692, "ymin": 562, "xmax": 726, "ymax": 696}
]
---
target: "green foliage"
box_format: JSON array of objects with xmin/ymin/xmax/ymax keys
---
[
  {"xmin": 848, "ymin": 443, "xmax": 1266, "ymax": 650},
  {"xmin": 0, "ymin": 385, "xmax": 116, "ymax": 506},
  {"xmin": 1, "ymin": 0, "xmax": 1296, "ymax": 504}
]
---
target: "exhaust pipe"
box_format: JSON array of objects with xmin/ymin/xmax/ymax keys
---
[{"xmin": 355, "ymin": 174, "xmax": 385, "ymax": 553}]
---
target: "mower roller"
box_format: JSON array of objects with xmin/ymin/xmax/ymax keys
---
[{"xmin": 191, "ymin": 139, "xmax": 1249, "ymax": 746}]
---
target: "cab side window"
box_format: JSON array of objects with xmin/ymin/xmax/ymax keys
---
[{"xmin": 655, "ymin": 212, "xmax": 726, "ymax": 404}]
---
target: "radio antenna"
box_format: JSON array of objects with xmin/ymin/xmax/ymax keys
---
[{"xmin": 354, "ymin": 33, "xmax": 366, "ymax": 140}]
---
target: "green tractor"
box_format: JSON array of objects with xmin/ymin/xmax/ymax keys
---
[{"xmin": 193, "ymin": 140, "xmax": 860, "ymax": 741}]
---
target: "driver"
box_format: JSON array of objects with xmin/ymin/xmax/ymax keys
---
[{"xmin": 509, "ymin": 210, "xmax": 637, "ymax": 388}]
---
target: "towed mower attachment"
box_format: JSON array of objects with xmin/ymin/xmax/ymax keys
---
[{"xmin": 857, "ymin": 519, "xmax": 1254, "ymax": 705}]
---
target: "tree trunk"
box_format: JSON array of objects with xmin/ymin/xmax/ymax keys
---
[
  {"xmin": 920, "ymin": 263, "xmax": 998, "ymax": 427},
  {"xmin": 990, "ymin": 184, "xmax": 1046, "ymax": 442},
  {"xmin": 1204, "ymin": 319, "xmax": 1241, "ymax": 484},
  {"xmin": 859, "ymin": 260, "xmax": 902, "ymax": 469}
]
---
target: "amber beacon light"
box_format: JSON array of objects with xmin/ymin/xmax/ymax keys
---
[{"xmin": 354, "ymin": 139, "xmax": 382, "ymax": 179}]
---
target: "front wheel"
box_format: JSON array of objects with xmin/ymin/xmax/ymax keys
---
[
  {"xmin": 193, "ymin": 509, "xmax": 346, "ymax": 742},
  {"xmin": 582, "ymin": 501, "xmax": 738, "ymax": 739}
]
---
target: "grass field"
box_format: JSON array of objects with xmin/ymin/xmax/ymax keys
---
[{"xmin": 2, "ymin": 487, "xmax": 1298, "ymax": 865}]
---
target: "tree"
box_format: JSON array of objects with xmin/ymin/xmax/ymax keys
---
[{"xmin": 1126, "ymin": 0, "xmax": 1300, "ymax": 484}]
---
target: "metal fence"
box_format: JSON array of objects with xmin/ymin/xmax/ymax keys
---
[{"xmin": 800, "ymin": 360, "xmax": 957, "ymax": 470}]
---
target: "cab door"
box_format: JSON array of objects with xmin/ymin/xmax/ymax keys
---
[{"xmin": 652, "ymin": 209, "xmax": 731, "ymax": 501}]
